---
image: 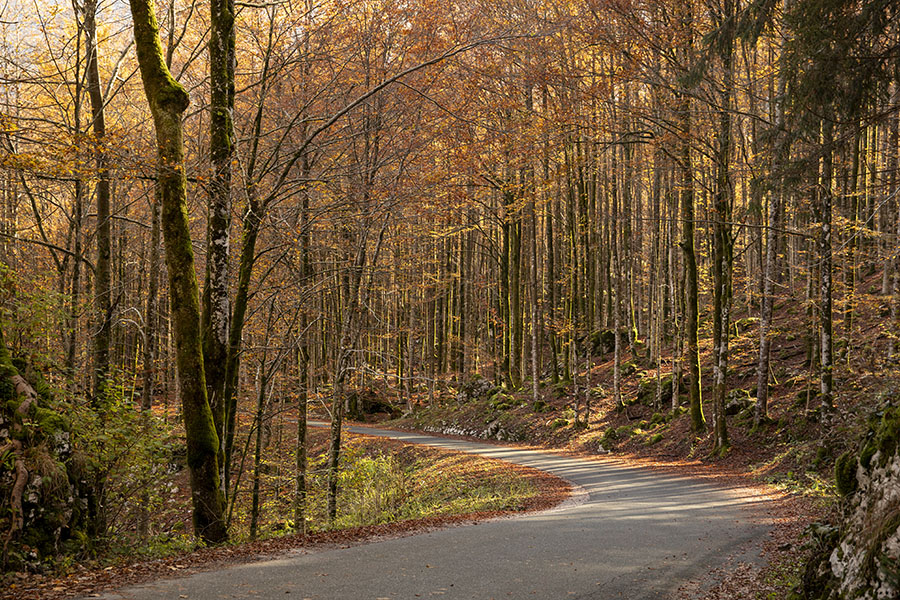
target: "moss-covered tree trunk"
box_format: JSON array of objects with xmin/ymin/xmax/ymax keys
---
[{"xmin": 127, "ymin": 0, "xmax": 227, "ymax": 544}]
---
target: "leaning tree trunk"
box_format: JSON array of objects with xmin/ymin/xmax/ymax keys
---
[{"xmin": 127, "ymin": 0, "xmax": 227, "ymax": 544}]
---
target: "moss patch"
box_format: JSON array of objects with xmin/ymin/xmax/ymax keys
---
[{"xmin": 834, "ymin": 451, "xmax": 858, "ymax": 497}]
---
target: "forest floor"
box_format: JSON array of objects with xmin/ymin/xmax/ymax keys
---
[{"xmin": 4, "ymin": 432, "xmax": 568, "ymax": 600}]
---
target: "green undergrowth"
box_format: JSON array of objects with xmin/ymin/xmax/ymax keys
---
[
  {"xmin": 323, "ymin": 439, "xmax": 538, "ymax": 531},
  {"xmin": 51, "ymin": 434, "xmax": 540, "ymax": 572},
  {"xmin": 226, "ymin": 435, "xmax": 539, "ymax": 542}
]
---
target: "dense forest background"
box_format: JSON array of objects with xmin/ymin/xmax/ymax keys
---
[{"xmin": 1, "ymin": 0, "xmax": 899, "ymax": 596}]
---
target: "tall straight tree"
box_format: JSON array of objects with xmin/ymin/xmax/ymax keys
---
[
  {"xmin": 84, "ymin": 0, "xmax": 112, "ymax": 405},
  {"xmin": 819, "ymin": 118, "xmax": 835, "ymax": 410},
  {"xmin": 755, "ymin": 0, "xmax": 792, "ymax": 426},
  {"xmin": 127, "ymin": 0, "xmax": 227, "ymax": 543},
  {"xmin": 710, "ymin": 0, "xmax": 735, "ymax": 452},
  {"xmin": 202, "ymin": 0, "xmax": 236, "ymax": 479},
  {"xmin": 676, "ymin": 0, "xmax": 705, "ymax": 434}
]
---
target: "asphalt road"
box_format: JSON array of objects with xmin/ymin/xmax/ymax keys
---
[{"xmin": 96, "ymin": 425, "xmax": 772, "ymax": 600}]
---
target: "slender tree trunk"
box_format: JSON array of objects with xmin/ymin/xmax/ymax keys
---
[
  {"xmin": 887, "ymin": 75, "xmax": 900, "ymax": 358},
  {"xmin": 677, "ymin": 77, "xmax": 704, "ymax": 434},
  {"xmin": 711, "ymin": 0, "xmax": 734, "ymax": 451},
  {"xmin": 295, "ymin": 342, "xmax": 308, "ymax": 532},
  {"xmin": 294, "ymin": 160, "xmax": 312, "ymax": 532},
  {"xmin": 819, "ymin": 118, "xmax": 835, "ymax": 410},
  {"xmin": 546, "ymin": 180, "xmax": 559, "ymax": 384},
  {"xmin": 127, "ymin": 0, "xmax": 227, "ymax": 543},
  {"xmin": 843, "ymin": 127, "xmax": 862, "ymax": 354},
  {"xmin": 755, "ymin": 15, "xmax": 791, "ymax": 425},
  {"xmin": 138, "ymin": 191, "xmax": 161, "ymax": 540},
  {"xmin": 249, "ymin": 362, "xmax": 265, "ymax": 540},
  {"xmin": 327, "ymin": 236, "xmax": 368, "ymax": 523},
  {"xmin": 530, "ymin": 196, "xmax": 540, "ymax": 405},
  {"xmin": 202, "ymin": 0, "xmax": 236, "ymax": 482},
  {"xmin": 222, "ymin": 200, "xmax": 262, "ymax": 494},
  {"xmin": 222, "ymin": 12, "xmax": 276, "ymax": 496},
  {"xmin": 612, "ymin": 148, "xmax": 623, "ymax": 409},
  {"xmin": 85, "ymin": 0, "xmax": 112, "ymax": 406},
  {"xmin": 66, "ymin": 180, "xmax": 83, "ymax": 374}
]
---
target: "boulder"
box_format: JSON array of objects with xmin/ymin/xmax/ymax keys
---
[{"xmin": 802, "ymin": 396, "xmax": 900, "ymax": 599}]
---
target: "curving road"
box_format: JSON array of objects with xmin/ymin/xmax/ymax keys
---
[{"xmin": 96, "ymin": 425, "xmax": 772, "ymax": 600}]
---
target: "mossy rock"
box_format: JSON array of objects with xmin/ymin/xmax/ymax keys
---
[
  {"xmin": 614, "ymin": 424, "xmax": 634, "ymax": 438},
  {"xmin": 650, "ymin": 412, "xmax": 668, "ymax": 425},
  {"xmin": 812, "ymin": 445, "xmax": 831, "ymax": 469},
  {"xmin": 632, "ymin": 340, "xmax": 649, "ymax": 365},
  {"xmin": 549, "ymin": 418, "xmax": 569, "ymax": 429},
  {"xmin": 531, "ymin": 400, "xmax": 552, "ymax": 413},
  {"xmin": 620, "ymin": 361, "xmax": 637, "ymax": 377},
  {"xmin": 589, "ymin": 329, "xmax": 618, "ymax": 355},
  {"xmin": 552, "ymin": 380, "xmax": 571, "ymax": 398},
  {"xmin": 834, "ymin": 451, "xmax": 858, "ymax": 497},
  {"xmin": 858, "ymin": 404, "xmax": 900, "ymax": 470},
  {"xmin": 488, "ymin": 392, "xmax": 519, "ymax": 410},
  {"xmin": 29, "ymin": 404, "xmax": 70, "ymax": 434},
  {"xmin": 794, "ymin": 389, "xmax": 818, "ymax": 408},
  {"xmin": 725, "ymin": 389, "xmax": 754, "ymax": 416},
  {"xmin": 636, "ymin": 374, "xmax": 676, "ymax": 406},
  {"xmin": 732, "ymin": 317, "xmax": 758, "ymax": 336},
  {"xmin": 0, "ymin": 374, "xmax": 16, "ymax": 404},
  {"xmin": 645, "ymin": 433, "xmax": 664, "ymax": 445},
  {"xmin": 456, "ymin": 375, "xmax": 498, "ymax": 403}
]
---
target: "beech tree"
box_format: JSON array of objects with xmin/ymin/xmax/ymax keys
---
[{"xmin": 127, "ymin": 0, "xmax": 227, "ymax": 543}]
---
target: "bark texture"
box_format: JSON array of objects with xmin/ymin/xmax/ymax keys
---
[
  {"xmin": 127, "ymin": 0, "xmax": 227, "ymax": 543},
  {"xmin": 202, "ymin": 0, "xmax": 235, "ymax": 469}
]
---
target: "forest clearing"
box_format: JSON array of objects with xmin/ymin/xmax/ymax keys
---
[{"xmin": 1, "ymin": 0, "xmax": 899, "ymax": 596}]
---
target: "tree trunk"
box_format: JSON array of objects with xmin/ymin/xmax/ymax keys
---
[
  {"xmin": 819, "ymin": 118, "xmax": 835, "ymax": 410},
  {"xmin": 85, "ymin": 0, "xmax": 112, "ymax": 406},
  {"xmin": 138, "ymin": 190, "xmax": 161, "ymax": 540},
  {"xmin": 711, "ymin": 0, "xmax": 734, "ymax": 452},
  {"xmin": 888, "ymin": 75, "xmax": 900, "ymax": 358},
  {"xmin": 755, "ymin": 13, "xmax": 791, "ymax": 425},
  {"xmin": 327, "ymin": 236, "xmax": 368, "ymax": 523},
  {"xmin": 202, "ymin": 0, "xmax": 236, "ymax": 480},
  {"xmin": 127, "ymin": 0, "xmax": 227, "ymax": 543},
  {"xmin": 676, "ymin": 25, "xmax": 705, "ymax": 434}
]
